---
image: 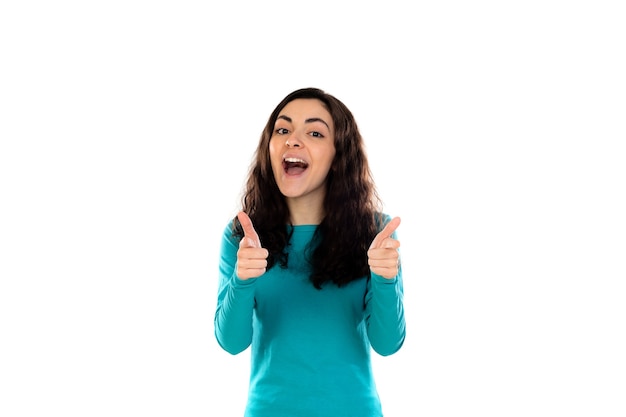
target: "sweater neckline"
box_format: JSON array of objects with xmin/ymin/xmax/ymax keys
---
[{"xmin": 288, "ymin": 224, "xmax": 318, "ymax": 233}]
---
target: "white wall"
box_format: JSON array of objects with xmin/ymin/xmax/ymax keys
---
[{"xmin": 1, "ymin": 1, "xmax": 624, "ymax": 416}]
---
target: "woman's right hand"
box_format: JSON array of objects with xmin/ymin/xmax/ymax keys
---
[{"xmin": 236, "ymin": 211, "xmax": 269, "ymax": 279}]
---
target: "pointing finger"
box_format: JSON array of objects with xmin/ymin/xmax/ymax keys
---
[
  {"xmin": 237, "ymin": 211, "xmax": 261, "ymax": 248},
  {"xmin": 369, "ymin": 216, "xmax": 401, "ymax": 250}
]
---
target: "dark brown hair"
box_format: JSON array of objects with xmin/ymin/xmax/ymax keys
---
[{"xmin": 233, "ymin": 87, "xmax": 384, "ymax": 288}]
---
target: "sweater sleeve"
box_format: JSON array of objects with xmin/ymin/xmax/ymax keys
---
[
  {"xmin": 364, "ymin": 219, "xmax": 406, "ymax": 356},
  {"xmin": 214, "ymin": 221, "xmax": 257, "ymax": 355}
]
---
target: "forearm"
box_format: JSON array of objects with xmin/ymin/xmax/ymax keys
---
[
  {"xmin": 366, "ymin": 273, "xmax": 406, "ymax": 356},
  {"xmin": 214, "ymin": 275, "xmax": 257, "ymax": 354}
]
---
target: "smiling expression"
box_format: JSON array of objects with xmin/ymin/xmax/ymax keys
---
[{"xmin": 269, "ymin": 99, "xmax": 336, "ymax": 206}]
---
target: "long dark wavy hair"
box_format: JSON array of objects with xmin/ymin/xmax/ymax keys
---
[{"xmin": 233, "ymin": 87, "xmax": 384, "ymax": 289}]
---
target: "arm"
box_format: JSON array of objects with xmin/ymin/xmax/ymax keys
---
[
  {"xmin": 365, "ymin": 215, "xmax": 406, "ymax": 355},
  {"xmin": 365, "ymin": 266, "xmax": 406, "ymax": 356},
  {"xmin": 213, "ymin": 222, "xmax": 257, "ymax": 354}
]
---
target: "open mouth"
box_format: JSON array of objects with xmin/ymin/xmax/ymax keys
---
[{"xmin": 283, "ymin": 157, "xmax": 309, "ymax": 175}]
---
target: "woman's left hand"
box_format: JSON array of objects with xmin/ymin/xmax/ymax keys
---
[{"xmin": 367, "ymin": 217, "xmax": 401, "ymax": 279}]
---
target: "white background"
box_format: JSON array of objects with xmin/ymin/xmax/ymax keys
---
[{"xmin": 1, "ymin": 1, "xmax": 625, "ymax": 416}]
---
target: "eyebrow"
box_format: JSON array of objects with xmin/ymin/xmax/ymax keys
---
[{"xmin": 277, "ymin": 115, "xmax": 330, "ymax": 130}]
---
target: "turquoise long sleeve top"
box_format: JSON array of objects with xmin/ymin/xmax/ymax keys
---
[{"xmin": 214, "ymin": 219, "xmax": 406, "ymax": 417}]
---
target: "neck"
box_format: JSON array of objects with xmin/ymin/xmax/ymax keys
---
[{"xmin": 286, "ymin": 196, "xmax": 324, "ymax": 225}]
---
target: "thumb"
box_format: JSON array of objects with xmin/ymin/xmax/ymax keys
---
[
  {"xmin": 369, "ymin": 216, "xmax": 401, "ymax": 249},
  {"xmin": 238, "ymin": 211, "xmax": 261, "ymax": 248}
]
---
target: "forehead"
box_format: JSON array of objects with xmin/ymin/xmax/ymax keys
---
[{"xmin": 278, "ymin": 99, "xmax": 332, "ymax": 125}]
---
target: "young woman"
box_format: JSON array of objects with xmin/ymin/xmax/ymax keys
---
[{"xmin": 214, "ymin": 87, "xmax": 405, "ymax": 416}]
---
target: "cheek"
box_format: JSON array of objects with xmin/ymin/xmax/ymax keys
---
[
  {"xmin": 269, "ymin": 138, "xmax": 281, "ymax": 157},
  {"xmin": 323, "ymin": 150, "xmax": 336, "ymax": 173},
  {"xmin": 268, "ymin": 141, "xmax": 283, "ymax": 172}
]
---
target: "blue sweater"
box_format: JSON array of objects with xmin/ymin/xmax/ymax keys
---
[{"xmin": 214, "ymin": 220, "xmax": 406, "ymax": 417}]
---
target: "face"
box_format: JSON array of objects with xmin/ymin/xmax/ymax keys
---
[{"xmin": 269, "ymin": 98, "xmax": 336, "ymax": 205}]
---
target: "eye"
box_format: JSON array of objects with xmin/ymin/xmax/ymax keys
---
[
  {"xmin": 310, "ymin": 131, "xmax": 324, "ymax": 138},
  {"xmin": 275, "ymin": 127, "xmax": 289, "ymax": 135}
]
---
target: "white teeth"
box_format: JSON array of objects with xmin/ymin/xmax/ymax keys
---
[{"xmin": 284, "ymin": 157, "xmax": 306, "ymax": 163}]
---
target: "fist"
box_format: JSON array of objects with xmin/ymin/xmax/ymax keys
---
[
  {"xmin": 367, "ymin": 216, "xmax": 401, "ymax": 279},
  {"xmin": 236, "ymin": 211, "xmax": 269, "ymax": 280}
]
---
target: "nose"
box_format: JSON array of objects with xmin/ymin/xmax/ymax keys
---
[{"xmin": 286, "ymin": 133, "xmax": 302, "ymax": 148}]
